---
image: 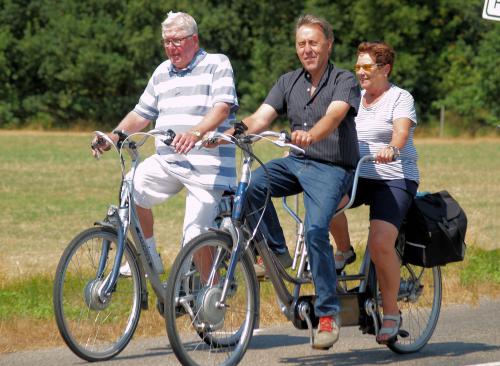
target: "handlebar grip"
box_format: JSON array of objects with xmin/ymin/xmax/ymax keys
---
[
  {"xmin": 280, "ymin": 130, "xmax": 292, "ymax": 143},
  {"xmin": 112, "ymin": 130, "xmax": 129, "ymax": 148},
  {"xmin": 91, "ymin": 136, "xmax": 106, "ymax": 150},
  {"xmin": 162, "ymin": 129, "xmax": 176, "ymax": 146},
  {"xmin": 231, "ymin": 120, "xmax": 248, "ymax": 137}
]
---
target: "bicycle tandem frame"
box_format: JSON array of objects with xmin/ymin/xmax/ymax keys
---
[{"xmin": 165, "ymin": 126, "xmax": 441, "ymax": 365}]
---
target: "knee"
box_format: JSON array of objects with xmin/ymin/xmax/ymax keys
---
[
  {"xmin": 368, "ymin": 241, "xmax": 395, "ymax": 264},
  {"xmin": 305, "ymin": 226, "xmax": 330, "ymax": 247}
]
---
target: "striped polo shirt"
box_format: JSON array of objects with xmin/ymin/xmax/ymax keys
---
[
  {"xmin": 356, "ymin": 84, "xmax": 419, "ymax": 183},
  {"xmin": 133, "ymin": 49, "xmax": 239, "ymax": 190},
  {"xmin": 264, "ymin": 63, "xmax": 360, "ymax": 169}
]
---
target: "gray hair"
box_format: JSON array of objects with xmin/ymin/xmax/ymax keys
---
[
  {"xmin": 295, "ymin": 14, "xmax": 334, "ymax": 43},
  {"xmin": 161, "ymin": 11, "xmax": 198, "ymax": 38}
]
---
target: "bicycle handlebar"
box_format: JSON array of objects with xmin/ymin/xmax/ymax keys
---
[
  {"xmin": 203, "ymin": 130, "xmax": 305, "ymax": 155},
  {"xmin": 92, "ymin": 129, "xmax": 176, "ymax": 159}
]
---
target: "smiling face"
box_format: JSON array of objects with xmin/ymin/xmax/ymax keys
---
[
  {"xmin": 163, "ymin": 27, "xmax": 199, "ymax": 69},
  {"xmin": 355, "ymin": 52, "xmax": 390, "ymax": 91},
  {"xmin": 295, "ymin": 24, "xmax": 332, "ymax": 80}
]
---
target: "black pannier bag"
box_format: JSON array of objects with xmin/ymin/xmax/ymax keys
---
[{"xmin": 400, "ymin": 190, "xmax": 467, "ymax": 267}]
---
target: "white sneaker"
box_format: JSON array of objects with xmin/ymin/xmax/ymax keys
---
[{"xmin": 119, "ymin": 262, "xmax": 132, "ymax": 277}]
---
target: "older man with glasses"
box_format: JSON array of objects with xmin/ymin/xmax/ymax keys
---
[{"xmin": 91, "ymin": 11, "xmax": 239, "ymax": 276}]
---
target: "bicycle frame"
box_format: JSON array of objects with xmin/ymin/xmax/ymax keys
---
[{"xmin": 213, "ymin": 145, "xmax": 381, "ymax": 343}]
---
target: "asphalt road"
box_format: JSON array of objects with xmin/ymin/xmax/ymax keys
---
[{"xmin": 1, "ymin": 298, "xmax": 499, "ymax": 366}]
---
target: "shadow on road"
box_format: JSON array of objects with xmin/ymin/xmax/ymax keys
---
[{"xmin": 248, "ymin": 334, "xmax": 500, "ymax": 366}]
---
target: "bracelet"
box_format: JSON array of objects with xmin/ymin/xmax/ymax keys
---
[{"xmin": 388, "ymin": 145, "xmax": 400, "ymax": 156}]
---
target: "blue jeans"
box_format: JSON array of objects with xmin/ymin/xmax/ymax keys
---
[{"xmin": 246, "ymin": 155, "xmax": 354, "ymax": 317}]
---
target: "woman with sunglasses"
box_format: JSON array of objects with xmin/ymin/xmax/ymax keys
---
[{"xmin": 329, "ymin": 41, "xmax": 419, "ymax": 345}]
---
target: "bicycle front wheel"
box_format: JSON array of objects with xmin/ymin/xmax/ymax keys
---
[
  {"xmin": 165, "ymin": 231, "xmax": 258, "ymax": 366},
  {"xmin": 389, "ymin": 263, "xmax": 442, "ymax": 353},
  {"xmin": 53, "ymin": 227, "xmax": 143, "ymax": 361}
]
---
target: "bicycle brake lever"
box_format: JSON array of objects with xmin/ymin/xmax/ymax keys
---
[
  {"xmin": 274, "ymin": 139, "xmax": 305, "ymax": 155},
  {"xmin": 285, "ymin": 144, "xmax": 305, "ymax": 155}
]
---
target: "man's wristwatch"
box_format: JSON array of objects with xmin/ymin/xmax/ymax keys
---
[
  {"xmin": 189, "ymin": 129, "xmax": 202, "ymax": 139},
  {"xmin": 388, "ymin": 145, "xmax": 400, "ymax": 157}
]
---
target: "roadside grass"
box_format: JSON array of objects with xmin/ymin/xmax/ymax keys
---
[
  {"xmin": 1, "ymin": 246, "xmax": 499, "ymax": 353},
  {"xmin": 1, "ymin": 132, "xmax": 499, "ymax": 352}
]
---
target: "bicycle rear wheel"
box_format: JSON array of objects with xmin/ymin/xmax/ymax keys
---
[
  {"xmin": 165, "ymin": 231, "xmax": 258, "ymax": 366},
  {"xmin": 53, "ymin": 227, "xmax": 143, "ymax": 361},
  {"xmin": 388, "ymin": 263, "xmax": 442, "ymax": 353}
]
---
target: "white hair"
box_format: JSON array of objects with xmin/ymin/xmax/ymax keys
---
[{"xmin": 161, "ymin": 11, "xmax": 198, "ymax": 39}]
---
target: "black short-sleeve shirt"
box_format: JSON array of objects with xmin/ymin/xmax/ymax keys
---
[{"xmin": 264, "ymin": 63, "xmax": 360, "ymax": 169}]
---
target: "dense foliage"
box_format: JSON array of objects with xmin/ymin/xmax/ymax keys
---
[{"xmin": 1, "ymin": 0, "xmax": 498, "ymax": 130}]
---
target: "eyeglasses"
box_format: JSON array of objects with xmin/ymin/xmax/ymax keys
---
[
  {"xmin": 354, "ymin": 63, "xmax": 383, "ymax": 72},
  {"xmin": 161, "ymin": 34, "xmax": 193, "ymax": 47}
]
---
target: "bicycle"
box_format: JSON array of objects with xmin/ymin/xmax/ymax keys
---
[
  {"xmin": 164, "ymin": 121, "xmax": 442, "ymax": 366},
  {"xmin": 53, "ymin": 128, "xmax": 176, "ymax": 361}
]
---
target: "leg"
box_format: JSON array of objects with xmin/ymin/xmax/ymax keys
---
[
  {"xmin": 245, "ymin": 157, "xmax": 302, "ymax": 254},
  {"xmin": 131, "ymin": 155, "xmax": 183, "ymax": 273},
  {"xmin": 182, "ymin": 184, "xmax": 224, "ymax": 282},
  {"xmin": 363, "ymin": 179, "xmax": 418, "ymax": 344},
  {"xmin": 330, "ymin": 210, "xmax": 351, "ymax": 253},
  {"xmin": 182, "ymin": 185, "xmax": 223, "ymax": 245},
  {"xmin": 300, "ymin": 164, "xmax": 352, "ymax": 316},
  {"xmin": 329, "ymin": 195, "xmax": 356, "ymax": 271},
  {"xmin": 367, "ymin": 220, "xmax": 401, "ymax": 343},
  {"xmin": 132, "ymin": 155, "xmax": 184, "ymax": 240},
  {"xmin": 137, "ymin": 206, "xmax": 154, "ymax": 238},
  {"xmin": 298, "ymin": 161, "xmax": 353, "ymax": 349}
]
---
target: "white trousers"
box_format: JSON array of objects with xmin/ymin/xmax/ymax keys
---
[{"xmin": 131, "ymin": 154, "xmax": 223, "ymax": 245}]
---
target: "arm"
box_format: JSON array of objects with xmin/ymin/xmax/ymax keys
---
[
  {"xmin": 219, "ymin": 103, "xmax": 278, "ymax": 139},
  {"xmin": 91, "ymin": 111, "xmax": 151, "ymax": 157},
  {"xmin": 173, "ymin": 101, "xmax": 232, "ymax": 154},
  {"xmin": 292, "ymin": 100, "xmax": 351, "ymax": 148},
  {"xmin": 375, "ymin": 117, "xmax": 412, "ymax": 163},
  {"xmin": 243, "ymin": 104, "xmax": 278, "ymax": 134}
]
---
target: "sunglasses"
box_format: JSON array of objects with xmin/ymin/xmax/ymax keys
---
[{"xmin": 354, "ymin": 63, "xmax": 383, "ymax": 72}]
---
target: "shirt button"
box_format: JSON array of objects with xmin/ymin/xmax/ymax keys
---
[
  {"xmin": 307, "ymin": 88, "xmax": 310, "ymax": 92},
  {"xmin": 303, "ymin": 123, "xmax": 307, "ymax": 126}
]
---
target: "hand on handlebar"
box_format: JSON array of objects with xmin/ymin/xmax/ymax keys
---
[
  {"xmin": 291, "ymin": 130, "xmax": 314, "ymax": 148},
  {"xmin": 375, "ymin": 146, "xmax": 399, "ymax": 164},
  {"xmin": 90, "ymin": 133, "xmax": 115, "ymax": 159},
  {"xmin": 172, "ymin": 131, "xmax": 200, "ymax": 154}
]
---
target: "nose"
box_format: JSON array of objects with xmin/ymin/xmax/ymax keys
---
[{"xmin": 356, "ymin": 68, "xmax": 367, "ymax": 77}]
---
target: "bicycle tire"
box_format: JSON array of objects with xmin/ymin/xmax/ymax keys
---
[
  {"xmin": 387, "ymin": 263, "xmax": 442, "ymax": 353},
  {"xmin": 53, "ymin": 226, "xmax": 143, "ymax": 361},
  {"xmin": 165, "ymin": 231, "xmax": 258, "ymax": 366}
]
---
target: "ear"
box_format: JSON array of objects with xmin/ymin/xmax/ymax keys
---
[
  {"xmin": 383, "ymin": 63, "xmax": 391, "ymax": 76},
  {"xmin": 192, "ymin": 33, "xmax": 199, "ymax": 45},
  {"xmin": 328, "ymin": 39, "xmax": 333, "ymax": 55}
]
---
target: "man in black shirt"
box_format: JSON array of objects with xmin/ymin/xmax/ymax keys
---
[{"xmin": 231, "ymin": 14, "xmax": 360, "ymax": 349}]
